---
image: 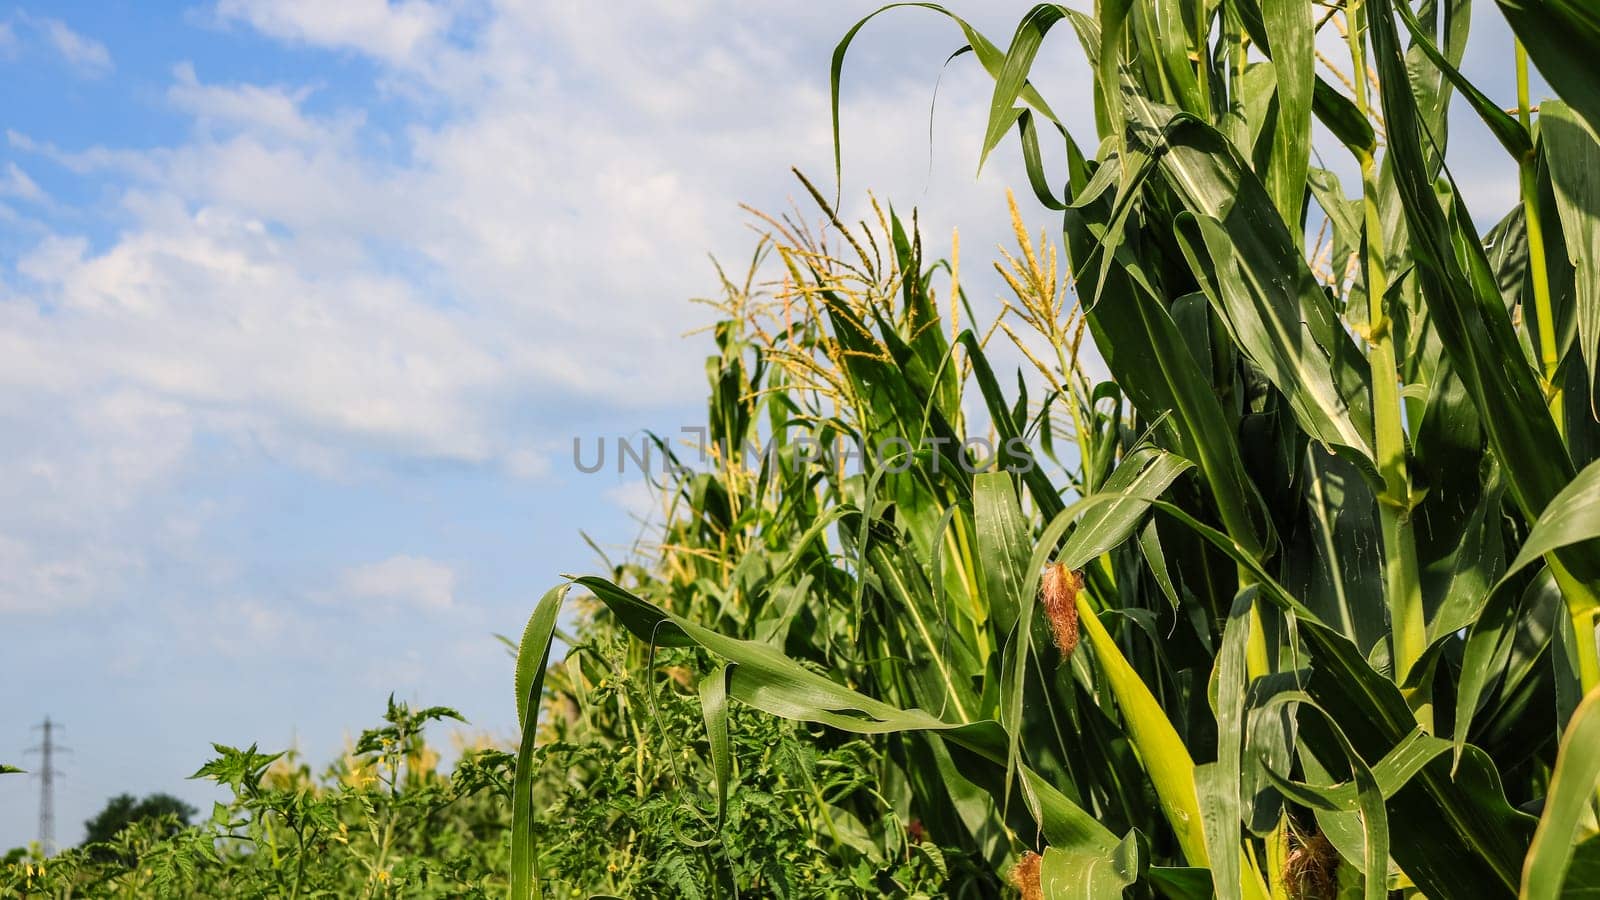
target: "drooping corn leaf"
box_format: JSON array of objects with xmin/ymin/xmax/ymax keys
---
[
  {"xmin": 1394, "ymin": 0, "xmax": 1530, "ymax": 160},
  {"xmin": 1038, "ymin": 830, "xmax": 1142, "ymax": 900}
]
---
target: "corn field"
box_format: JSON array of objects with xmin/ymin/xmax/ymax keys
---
[
  {"xmin": 509, "ymin": 0, "xmax": 1600, "ymax": 897},
  {"xmin": 9, "ymin": 1, "xmax": 1600, "ymax": 897}
]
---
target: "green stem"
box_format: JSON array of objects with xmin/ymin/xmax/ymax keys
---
[
  {"xmin": 1575, "ymin": 608, "xmax": 1599, "ymax": 697},
  {"xmin": 1564, "ymin": 600, "xmax": 1600, "ymax": 810},
  {"xmin": 1517, "ymin": 39, "xmax": 1566, "ymax": 434},
  {"xmin": 290, "ymin": 828, "xmax": 307, "ymax": 900},
  {"xmin": 1347, "ymin": 6, "xmax": 1429, "ymax": 723},
  {"xmin": 1516, "ymin": 39, "xmax": 1532, "ymax": 133},
  {"xmin": 1549, "ymin": 558, "xmax": 1600, "ymax": 792}
]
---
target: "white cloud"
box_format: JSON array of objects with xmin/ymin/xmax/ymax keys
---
[
  {"xmin": 6, "ymin": 130, "xmax": 163, "ymax": 180},
  {"xmin": 0, "ymin": 387, "xmax": 191, "ymax": 613},
  {"xmin": 8, "ymin": 204, "xmax": 505, "ymax": 461},
  {"xmin": 338, "ymin": 555, "xmax": 457, "ymax": 611},
  {"xmin": 0, "ymin": 2, "xmax": 1078, "ymax": 619},
  {"xmin": 0, "ymin": 162, "xmax": 44, "ymax": 203},
  {"xmin": 30, "ymin": 15, "xmax": 113, "ymax": 77},
  {"xmin": 605, "ymin": 479, "xmax": 658, "ymax": 523},
  {"xmin": 3, "ymin": 2, "xmax": 1054, "ymax": 460},
  {"xmin": 195, "ymin": 598, "xmax": 295, "ymax": 656},
  {"xmin": 503, "ymin": 447, "xmax": 550, "ymax": 480},
  {"xmin": 0, "ymin": 534, "xmax": 139, "ymax": 613},
  {"xmin": 214, "ymin": 0, "xmax": 450, "ymax": 67},
  {"xmin": 168, "ymin": 63, "xmax": 333, "ymax": 144}
]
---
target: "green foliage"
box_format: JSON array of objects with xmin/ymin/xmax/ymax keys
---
[
  {"xmin": 526, "ymin": 625, "xmax": 967, "ymax": 898},
  {"xmin": 503, "ymin": 1, "xmax": 1600, "ymax": 896},
  {"xmin": 3, "ymin": 700, "xmax": 516, "ymax": 898},
  {"xmin": 3, "ymin": 656, "xmax": 964, "ymax": 898}
]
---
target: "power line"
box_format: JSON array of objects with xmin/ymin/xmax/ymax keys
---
[{"xmin": 24, "ymin": 718, "xmax": 69, "ymax": 855}]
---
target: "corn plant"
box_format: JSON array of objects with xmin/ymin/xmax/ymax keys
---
[{"xmin": 514, "ymin": 1, "xmax": 1600, "ymax": 896}]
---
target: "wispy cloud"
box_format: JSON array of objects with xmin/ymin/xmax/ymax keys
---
[
  {"xmin": 168, "ymin": 62, "xmax": 333, "ymax": 143},
  {"xmin": 0, "ymin": 162, "xmax": 45, "ymax": 203},
  {"xmin": 25, "ymin": 14, "xmax": 113, "ymax": 77},
  {"xmin": 338, "ymin": 555, "xmax": 457, "ymax": 612}
]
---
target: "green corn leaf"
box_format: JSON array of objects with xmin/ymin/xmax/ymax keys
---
[
  {"xmin": 1000, "ymin": 449, "xmax": 1193, "ymax": 826},
  {"xmin": 866, "ymin": 536, "xmax": 984, "ymax": 724},
  {"xmin": 1153, "ymin": 0, "xmax": 1206, "ymax": 117},
  {"xmin": 1257, "ymin": 691, "xmax": 1392, "ymax": 900},
  {"xmin": 1293, "ymin": 447, "xmax": 1388, "ymax": 654},
  {"xmin": 570, "ymin": 575, "xmax": 1120, "ymax": 852},
  {"xmin": 974, "ymin": 472, "xmax": 1031, "ymax": 640},
  {"xmin": 1543, "ymin": 101, "xmax": 1600, "ymax": 395},
  {"xmin": 1096, "ymin": 0, "xmax": 1135, "ymax": 144},
  {"xmin": 1559, "ymin": 837, "xmax": 1600, "ymax": 899},
  {"xmin": 1496, "ymin": 0, "xmax": 1600, "ymax": 141},
  {"xmin": 1125, "ymin": 102, "xmax": 1376, "ymax": 474},
  {"xmin": 1366, "ymin": 0, "xmax": 1579, "ymax": 529},
  {"xmin": 1296, "ymin": 618, "xmax": 1535, "ymax": 897},
  {"xmin": 1311, "ymin": 77, "xmax": 1377, "ymax": 156},
  {"xmin": 1258, "ymin": 726, "xmax": 1452, "ymax": 813},
  {"xmin": 1072, "ymin": 239, "xmax": 1270, "ymax": 557},
  {"xmin": 979, "ymin": 5, "xmax": 1069, "ymax": 174},
  {"xmin": 831, "ymin": 3, "xmax": 1058, "ymax": 196},
  {"xmin": 1452, "ymin": 457, "xmax": 1600, "ymax": 767},
  {"xmin": 1230, "ymin": 0, "xmax": 1375, "ymax": 153},
  {"xmin": 1520, "ymin": 686, "xmax": 1600, "ymax": 898},
  {"xmin": 1197, "ymin": 590, "xmax": 1255, "ymax": 899},
  {"xmin": 1503, "ymin": 458, "xmax": 1600, "ymax": 593},
  {"xmin": 1039, "ymin": 831, "xmax": 1142, "ymax": 899},
  {"xmin": 1145, "ymin": 499, "xmax": 1538, "ymax": 896},
  {"xmin": 1393, "ymin": 0, "xmax": 1530, "ymax": 160},
  {"xmin": 1146, "ymin": 865, "xmax": 1214, "ymax": 899},
  {"xmin": 1178, "ymin": 210, "xmax": 1377, "ymax": 476},
  {"xmin": 511, "ymin": 583, "xmax": 571, "ymax": 900},
  {"xmin": 959, "ymin": 330, "xmax": 1064, "ymax": 518},
  {"xmin": 699, "ymin": 663, "xmax": 735, "ymax": 829},
  {"xmin": 1059, "ymin": 447, "xmax": 1193, "ymax": 565},
  {"xmin": 1259, "ymin": 0, "xmax": 1313, "ymax": 229},
  {"xmin": 1137, "ymin": 518, "xmax": 1180, "ymax": 610}
]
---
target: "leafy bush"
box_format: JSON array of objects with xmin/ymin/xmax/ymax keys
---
[
  {"xmin": 4, "ymin": 699, "xmax": 516, "ymax": 897},
  {"xmin": 81, "ymin": 793, "xmax": 196, "ymax": 861}
]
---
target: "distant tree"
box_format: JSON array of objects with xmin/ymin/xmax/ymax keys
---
[{"xmin": 82, "ymin": 793, "xmax": 195, "ymax": 848}]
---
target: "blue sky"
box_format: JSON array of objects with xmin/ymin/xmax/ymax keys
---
[{"xmin": 0, "ymin": 0, "xmax": 1543, "ymax": 850}]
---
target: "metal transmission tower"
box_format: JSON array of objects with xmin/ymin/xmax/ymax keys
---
[{"xmin": 25, "ymin": 717, "xmax": 67, "ymax": 855}]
